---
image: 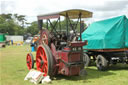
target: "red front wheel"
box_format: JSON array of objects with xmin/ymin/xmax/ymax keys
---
[
  {"xmin": 26, "ymin": 53, "xmax": 34, "ymax": 70},
  {"xmin": 36, "ymin": 44, "xmax": 54, "ymax": 76}
]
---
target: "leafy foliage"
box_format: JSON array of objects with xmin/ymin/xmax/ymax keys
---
[
  {"xmin": 0, "ymin": 13, "xmax": 87, "ymax": 36},
  {"xmin": 0, "ymin": 14, "xmax": 26, "ymax": 35},
  {"xmin": 26, "ymin": 21, "xmax": 39, "ymax": 35}
]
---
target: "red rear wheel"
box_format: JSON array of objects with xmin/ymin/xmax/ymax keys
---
[
  {"xmin": 36, "ymin": 45, "xmax": 54, "ymax": 76},
  {"xmin": 39, "ymin": 29, "xmax": 51, "ymax": 45},
  {"xmin": 26, "ymin": 53, "xmax": 34, "ymax": 70}
]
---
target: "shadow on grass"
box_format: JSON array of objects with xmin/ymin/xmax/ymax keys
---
[
  {"xmin": 108, "ymin": 64, "xmax": 128, "ymax": 71},
  {"xmin": 34, "ymin": 64, "xmax": 127, "ymax": 82},
  {"xmin": 89, "ymin": 63, "xmax": 128, "ymax": 71},
  {"xmin": 53, "ymin": 67, "xmax": 115, "ymax": 81}
]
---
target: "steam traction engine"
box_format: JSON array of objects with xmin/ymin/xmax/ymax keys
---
[{"xmin": 26, "ymin": 9, "xmax": 93, "ymax": 76}]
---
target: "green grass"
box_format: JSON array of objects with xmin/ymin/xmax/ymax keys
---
[{"xmin": 0, "ymin": 45, "xmax": 128, "ymax": 85}]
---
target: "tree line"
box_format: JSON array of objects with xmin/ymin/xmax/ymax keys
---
[
  {"xmin": 0, "ymin": 13, "xmax": 39, "ymax": 35},
  {"xmin": 0, "ymin": 13, "xmax": 86, "ymax": 36}
]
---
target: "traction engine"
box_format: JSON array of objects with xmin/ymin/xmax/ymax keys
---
[{"xmin": 26, "ymin": 9, "xmax": 92, "ymax": 77}]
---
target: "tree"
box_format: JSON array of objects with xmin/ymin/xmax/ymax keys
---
[
  {"xmin": 0, "ymin": 14, "xmax": 16, "ymax": 34},
  {"xmin": 14, "ymin": 14, "xmax": 26, "ymax": 27},
  {"xmin": 26, "ymin": 21, "xmax": 39, "ymax": 36},
  {"xmin": 17, "ymin": 15, "xmax": 26, "ymax": 27},
  {"xmin": 0, "ymin": 13, "xmax": 27, "ymax": 35},
  {"xmin": 0, "ymin": 13, "xmax": 87, "ymax": 36}
]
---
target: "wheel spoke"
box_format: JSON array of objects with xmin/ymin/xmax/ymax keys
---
[
  {"xmin": 40, "ymin": 54, "xmax": 47, "ymax": 63},
  {"xmin": 39, "ymin": 49, "xmax": 47, "ymax": 63},
  {"xmin": 37, "ymin": 58, "xmax": 41, "ymax": 63},
  {"xmin": 45, "ymin": 64, "xmax": 48, "ymax": 71},
  {"xmin": 41, "ymin": 64, "xmax": 45, "ymax": 72},
  {"xmin": 43, "ymin": 64, "xmax": 47, "ymax": 76}
]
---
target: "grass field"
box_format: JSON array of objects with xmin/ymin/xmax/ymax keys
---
[{"xmin": 0, "ymin": 45, "xmax": 128, "ymax": 85}]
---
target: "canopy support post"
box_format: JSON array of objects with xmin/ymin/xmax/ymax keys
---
[
  {"xmin": 46, "ymin": 19, "xmax": 48, "ymax": 29},
  {"xmin": 79, "ymin": 13, "xmax": 82, "ymax": 41},
  {"xmin": 38, "ymin": 20, "xmax": 42, "ymax": 30},
  {"xmin": 59, "ymin": 17, "xmax": 61, "ymax": 33},
  {"xmin": 66, "ymin": 13, "xmax": 69, "ymax": 41}
]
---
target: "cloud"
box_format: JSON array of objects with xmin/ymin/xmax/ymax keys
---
[
  {"xmin": 92, "ymin": 1, "xmax": 128, "ymax": 11},
  {"xmin": 0, "ymin": 0, "xmax": 16, "ymax": 14},
  {"xmin": 0, "ymin": 0, "xmax": 128, "ymax": 23},
  {"xmin": 84, "ymin": 0, "xmax": 128, "ymax": 22}
]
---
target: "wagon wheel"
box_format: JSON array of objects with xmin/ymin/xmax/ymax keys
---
[
  {"xmin": 83, "ymin": 53, "xmax": 90, "ymax": 67},
  {"xmin": 26, "ymin": 53, "xmax": 34, "ymax": 70},
  {"xmin": 96, "ymin": 54, "xmax": 108, "ymax": 71},
  {"xmin": 36, "ymin": 44, "xmax": 54, "ymax": 76},
  {"xmin": 39, "ymin": 29, "xmax": 51, "ymax": 45}
]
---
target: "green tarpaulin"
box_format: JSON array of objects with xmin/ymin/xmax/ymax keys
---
[
  {"xmin": 0, "ymin": 33, "xmax": 6, "ymax": 42},
  {"xmin": 82, "ymin": 15, "xmax": 128, "ymax": 49}
]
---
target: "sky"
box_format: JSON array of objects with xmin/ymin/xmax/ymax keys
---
[{"xmin": 0, "ymin": 0, "xmax": 128, "ymax": 24}]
